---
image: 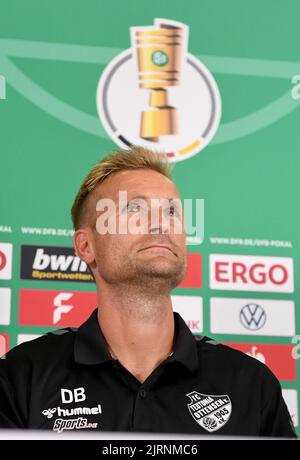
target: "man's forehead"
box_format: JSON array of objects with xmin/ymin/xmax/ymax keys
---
[
  {"xmin": 94, "ymin": 169, "xmax": 179, "ymax": 200},
  {"xmin": 122, "ymin": 194, "xmax": 180, "ymax": 203}
]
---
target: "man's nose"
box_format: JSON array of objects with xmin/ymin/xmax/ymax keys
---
[
  {"xmin": 149, "ymin": 225, "xmax": 169, "ymax": 234},
  {"xmin": 148, "ymin": 208, "xmax": 170, "ymax": 234}
]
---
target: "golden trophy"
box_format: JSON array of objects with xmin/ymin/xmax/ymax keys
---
[{"xmin": 131, "ymin": 19, "xmax": 188, "ymax": 142}]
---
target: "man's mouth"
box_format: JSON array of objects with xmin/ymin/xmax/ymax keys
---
[{"xmin": 139, "ymin": 244, "xmax": 176, "ymax": 255}]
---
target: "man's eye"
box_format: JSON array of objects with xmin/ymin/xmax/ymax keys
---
[
  {"xmin": 164, "ymin": 206, "xmax": 177, "ymax": 217},
  {"xmin": 127, "ymin": 202, "xmax": 140, "ymax": 212}
]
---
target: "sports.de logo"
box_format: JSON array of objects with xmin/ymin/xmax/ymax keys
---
[
  {"xmin": 0, "ymin": 243, "xmax": 12, "ymax": 280},
  {"xmin": 209, "ymin": 254, "xmax": 294, "ymax": 293}
]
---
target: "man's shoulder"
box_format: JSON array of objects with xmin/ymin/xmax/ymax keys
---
[
  {"xmin": 195, "ymin": 335, "xmax": 275, "ymax": 379},
  {"xmin": 2, "ymin": 327, "xmax": 78, "ymax": 367}
]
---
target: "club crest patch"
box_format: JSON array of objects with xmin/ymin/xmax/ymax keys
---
[{"xmin": 186, "ymin": 391, "xmax": 232, "ymax": 432}]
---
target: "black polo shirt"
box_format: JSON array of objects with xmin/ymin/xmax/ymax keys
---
[{"xmin": 0, "ymin": 309, "xmax": 296, "ymax": 437}]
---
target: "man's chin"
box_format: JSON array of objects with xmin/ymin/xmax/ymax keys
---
[{"xmin": 137, "ymin": 260, "xmax": 186, "ymax": 286}]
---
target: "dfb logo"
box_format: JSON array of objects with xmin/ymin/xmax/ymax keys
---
[
  {"xmin": 61, "ymin": 387, "xmax": 86, "ymax": 404},
  {"xmin": 209, "ymin": 254, "xmax": 293, "ymax": 293}
]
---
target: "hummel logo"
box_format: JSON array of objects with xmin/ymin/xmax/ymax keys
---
[{"xmin": 42, "ymin": 408, "xmax": 57, "ymax": 419}]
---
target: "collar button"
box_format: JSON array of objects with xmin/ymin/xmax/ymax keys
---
[{"xmin": 139, "ymin": 389, "xmax": 147, "ymax": 399}]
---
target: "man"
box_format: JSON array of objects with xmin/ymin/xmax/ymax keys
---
[{"xmin": 0, "ymin": 146, "xmax": 297, "ymax": 437}]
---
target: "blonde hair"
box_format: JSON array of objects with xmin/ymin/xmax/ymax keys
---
[{"xmin": 71, "ymin": 146, "xmax": 172, "ymax": 229}]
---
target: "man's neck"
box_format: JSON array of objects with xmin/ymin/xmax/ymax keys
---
[{"xmin": 96, "ymin": 283, "xmax": 175, "ymax": 384}]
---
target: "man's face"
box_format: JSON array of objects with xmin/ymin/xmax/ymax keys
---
[{"xmin": 89, "ymin": 169, "xmax": 187, "ymax": 290}]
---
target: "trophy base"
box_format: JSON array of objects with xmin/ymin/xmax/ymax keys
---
[{"xmin": 140, "ymin": 108, "xmax": 178, "ymax": 141}]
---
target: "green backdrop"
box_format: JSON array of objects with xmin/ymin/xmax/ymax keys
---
[{"xmin": 0, "ymin": 0, "xmax": 299, "ymax": 435}]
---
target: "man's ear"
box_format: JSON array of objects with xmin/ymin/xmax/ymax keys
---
[{"xmin": 73, "ymin": 228, "xmax": 95, "ymax": 265}]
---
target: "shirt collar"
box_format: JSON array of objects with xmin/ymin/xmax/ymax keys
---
[
  {"xmin": 74, "ymin": 309, "xmax": 112, "ymax": 365},
  {"xmin": 74, "ymin": 308, "xmax": 199, "ymax": 374},
  {"xmin": 169, "ymin": 312, "xmax": 199, "ymax": 374}
]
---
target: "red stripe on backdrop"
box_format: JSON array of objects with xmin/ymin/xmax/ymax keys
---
[
  {"xmin": 19, "ymin": 289, "xmax": 97, "ymax": 327},
  {"xmin": 178, "ymin": 253, "xmax": 202, "ymax": 288}
]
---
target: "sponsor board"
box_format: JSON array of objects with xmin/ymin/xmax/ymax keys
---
[
  {"xmin": 210, "ymin": 297, "xmax": 295, "ymax": 336},
  {"xmin": 0, "ymin": 334, "xmax": 9, "ymax": 356},
  {"xmin": 209, "ymin": 254, "xmax": 294, "ymax": 293},
  {"xmin": 20, "ymin": 245, "xmax": 94, "ymax": 283},
  {"xmin": 172, "ymin": 295, "xmax": 203, "ymax": 333},
  {"xmin": 225, "ymin": 343, "xmax": 296, "ymax": 381},
  {"xmin": 19, "ymin": 289, "xmax": 203, "ymax": 332},
  {"xmin": 17, "ymin": 334, "xmax": 42, "ymax": 345},
  {"xmin": 282, "ymin": 389, "xmax": 298, "ymax": 427},
  {"xmin": 19, "ymin": 289, "xmax": 97, "ymax": 327},
  {"xmin": 178, "ymin": 253, "xmax": 202, "ymax": 288},
  {"xmin": 0, "ymin": 243, "xmax": 13, "ymax": 280},
  {"xmin": 0, "ymin": 287, "xmax": 11, "ymax": 325}
]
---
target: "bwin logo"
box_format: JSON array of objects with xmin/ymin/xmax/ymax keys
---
[
  {"xmin": 239, "ymin": 303, "xmax": 267, "ymax": 331},
  {"xmin": 33, "ymin": 248, "xmax": 87, "ymax": 272},
  {"xmin": 42, "ymin": 408, "xmax": 57, "ymax": 419}
]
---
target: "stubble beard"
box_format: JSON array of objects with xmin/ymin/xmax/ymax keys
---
[
  {"xmin": 97, "ymin": 253, "xmax": 186, "ymax": 323},
  {"xmin": 115, "ymin": 252, "xmax": 187, "ymax": 292}
]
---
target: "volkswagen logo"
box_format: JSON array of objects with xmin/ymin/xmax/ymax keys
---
[{"xmin": 239, "ymin": 303, "xmax": 267, "ymax": 331}]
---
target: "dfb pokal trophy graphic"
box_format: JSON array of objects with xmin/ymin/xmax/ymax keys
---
[{"xmin": 130, "ymin": 19, "xmax": 188, "ymax": 142}]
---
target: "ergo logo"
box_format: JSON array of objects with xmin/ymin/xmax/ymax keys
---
[
  {"xmin": 216, "ymin": 263, "xmax": 287, "ymax": 284},
  {"xmin": 209, "ymin": 254, "xmax": 294, "ymax": 292}
]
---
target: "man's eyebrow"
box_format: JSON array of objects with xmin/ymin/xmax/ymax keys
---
[
  {"xmin": 127, "ymin": 195, "xmax": 177, "ymax": 203},
  {"xmin": 115, "ymin": 195, "xmax": 181, "ymax": 211}
]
